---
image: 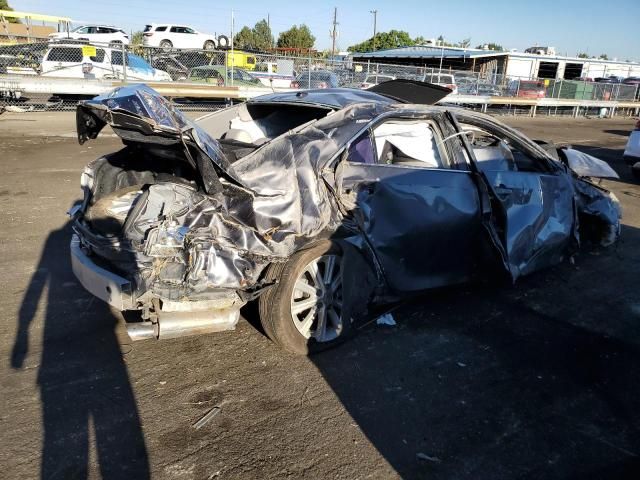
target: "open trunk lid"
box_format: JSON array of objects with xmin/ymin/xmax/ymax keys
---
[
  {"xmin": 368, "ymin": 79, "xmax": 452, "ymax": 105},
  {"xmin": 76, "ymin": 84, "xmax": 245, "ymax": 189}
]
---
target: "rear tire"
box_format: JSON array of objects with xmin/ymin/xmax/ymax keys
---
[
  {"xmin": 203, "ymin": 40, "xmax": 215, "ymax": 50},
  {"xmin": 217, "ymin": 35, "xmax": 229, "ymax": 49},
  {"xmin": 159, "ymin": 40, "xmax": 173, "ymax": 51},
  {"xmin": 258, "ymin": 241, "xmax": 351, "ymax": 355},
  {"xmin": 632, "ymin": 166, "xmax": 640, "ymax": 181}
]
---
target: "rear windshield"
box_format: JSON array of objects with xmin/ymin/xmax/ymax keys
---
[
  {"xmin": 111, "ymin": 52, "xmax": 153, "ymax": 71},
  {"xmin": 144, "ymin": 25, "xmax": 152, "ymax": 32},
  {"xmin": 190, "ymin": 68, "xmax": 220, "ymax": 79},
  {"xmin": 46, "ymin": 47, "xmax": 82, "ymax": 63}
]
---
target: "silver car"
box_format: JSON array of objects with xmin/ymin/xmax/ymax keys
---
[{"xmin": 71, "ymin": 81, "xmax": 621, "ymax": 354}]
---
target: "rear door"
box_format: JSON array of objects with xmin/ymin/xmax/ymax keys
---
[
  {"xmin": 337, "ymin": 113, "xmax": 488, "ymax": 292},
  {"xmin": 454, "ymin": 113, "xmax": 576, "ymax": 279}
]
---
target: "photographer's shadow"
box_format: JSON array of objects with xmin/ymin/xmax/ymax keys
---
[{"xmin": 11, "ymin": 221, "xmax": 149, "ymax": 479}]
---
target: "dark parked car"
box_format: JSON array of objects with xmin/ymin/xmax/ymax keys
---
[
  {"xmin": 149, "ymin": 52, "xmax": 214, "ymax": 81},
  {"xmin": 291, "ymin": 70, "xmax": 339, "ymax": 89},
  {"xmin": 594, "ymin": 76, "xmax": 624, "ymax": 83},
  {"xmin": 71, "ymin": 81, "xmax": 621, "ymax": 354}
]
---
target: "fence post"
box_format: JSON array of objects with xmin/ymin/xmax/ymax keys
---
[
  {"xmin": 558, "ymin": 78, "xmax": 563, "ymax": 99},
  {"xmin": 308, "ymin": 53, "xmax": 311, "ymax": 85},
  {"xmin": 122, "ymin": 42, "xmax": 127, "ymax": 83}
]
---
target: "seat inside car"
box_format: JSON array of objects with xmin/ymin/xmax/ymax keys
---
[{"xmin": 373, "ymin": 121, "xmax": 443, "ymax": 168}]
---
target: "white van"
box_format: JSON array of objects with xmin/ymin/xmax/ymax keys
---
[{"xmin": 40, "ymin": 44, "xmax": 171, "ymax": 81}]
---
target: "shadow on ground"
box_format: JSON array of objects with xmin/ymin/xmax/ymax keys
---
[
  {"xmin": 603, "ymin": 129, "xmax": 632, "ymax": 137},
  {"xmin": 10, "ymin": 221, "xmax": 149, "ymax": 480},
  {"xmin": 312, "ymin": 221, "xmax": 640, "ymax": 479}
]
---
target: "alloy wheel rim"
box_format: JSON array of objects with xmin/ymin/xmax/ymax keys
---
[{"xmin": 290, "ymin": 254, "xmax": 343, "ymax": 342}]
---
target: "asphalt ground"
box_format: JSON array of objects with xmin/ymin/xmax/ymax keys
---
[{"xmin": 1, "ymin": 112, "xmax": 639, "ymax": 480}]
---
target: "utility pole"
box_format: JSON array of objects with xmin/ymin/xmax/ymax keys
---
[
  {"xmin": 370, "ymin": 10, "xmax": 377, "ymax": 51},
  {"xmin": 230, "ymin": 10, "xmax": 235, "ymax": 86},
  {"xmin": 330, "ymin": 7, "xmax": 338, "ymax": 62},
  {"xmin": 267, "ymin": 13, "xmax": 271, "ymax": 48}
]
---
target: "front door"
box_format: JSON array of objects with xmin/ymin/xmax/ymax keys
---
[
  {"xmin": 337, "ymin": 116, "xmax": 487, "ymax": 292},
  {"xmin": 454, "ymin": 113, "xmax": 577, "ymax": 279}
]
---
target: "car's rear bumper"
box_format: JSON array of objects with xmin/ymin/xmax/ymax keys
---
[{"xmin": 70, "ymin": 234, "xmax": 134, "ymax": 310}]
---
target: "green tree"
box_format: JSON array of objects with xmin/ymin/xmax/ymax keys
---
[
  {"xmin": 577, "ymin": 52, "xmax": 589, "ymax": 58},
  {"xmin": 130, "ymin": 31, "xmax": 144, "ymax": 45},
  {"xmin": 233, "ymin": 19, "xmax": 274, "ymax": 50},
  {"xmin": 475, "ymin": 42, "xmax": 504, "ymax": 51},
  {"xmin": 0, "ymin": 0, "xmax": 20, "ymax": 23},
  {"xmin": 414, "ymin": 35, "xmax": 427, "ymax": 45},
  {"xmin": 252, "ymin": 19, "xmax": 273, "ymax": 50},
  {"xmin": 598, "ymin": 53, "xmax": 609, "ymax": 60},
  {"xmin": 457, "ymin": 38, "xmax": 471, "ymax": 48},
  {"xmin": 347, "ymin": 30, "xmax": 415, "ymax": 52},
  {"xmin": 277, "ymin": 24, "xmax": 315, "ymax": 49},
  {"xmin": 233, "ymin": 26, "xmax": 255, "ymax": 49}
]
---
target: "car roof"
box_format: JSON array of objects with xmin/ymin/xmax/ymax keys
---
[
  {"xmin": 251, "ymin": 81, "xmax": 452, "ymax": 109},
  {"xmin": 77, "ymin": 24, "xmax": 119, "ymax": 28},
  {"xmin": 248, "ymin": 88, "xmax": 395, "ymax": 109}
]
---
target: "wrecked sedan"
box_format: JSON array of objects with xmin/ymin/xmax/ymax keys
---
[{"xmin": 71, "ymin": 81, "xmax": 621, "ymax": 354}]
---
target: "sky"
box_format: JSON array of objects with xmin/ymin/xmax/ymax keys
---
[{"xmin": 10, "ymin": 0, "xmax": 640, "ymax": 61}]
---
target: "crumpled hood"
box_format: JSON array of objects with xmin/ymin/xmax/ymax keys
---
[{"xmin": 76, "ymin": 84, "xmax": 245, "ymax": 188}]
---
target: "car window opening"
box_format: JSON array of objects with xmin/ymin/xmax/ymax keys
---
[{"xmin": 348, "ymin": 120, "xmax": 444, "ymax": 169}]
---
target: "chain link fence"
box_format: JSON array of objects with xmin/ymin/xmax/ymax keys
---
[{"xmin": 1, "ymin": 37, "xmax": 639, "ymax": 114}]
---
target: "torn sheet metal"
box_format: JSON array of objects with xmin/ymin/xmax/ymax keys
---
[
  {"xmin": 77, "ymin": 87, "xmax": 391, "ymax": 298},
  {"xmin": 484, "ymin": 171, "xmax": 576, "ymax": 278},
  {"xmin": 561, "ymin": 148, "xmax": 620, "ymax": 179},
  {"xmin": 573, "ymin": 179, "xmax": 622, "ymax": 246},
  {"xmin": 77, "ymin": 84, "xmax": 243, "ymax": 188}
]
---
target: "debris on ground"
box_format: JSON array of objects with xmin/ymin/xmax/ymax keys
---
[
  {"xmin": 3, "ymin": 105, "xmax": 34, "ymax": 113},
  {"xmin": 193, "ymin": 406, "xmax": 221, "ymax": 429},
  {"xmin": 376, "ymin": 313, "xmax": 396, "ymax": 326},
  {"xmin": 416, "ymin": 452, "xmax": 442, "ymax": 463}
]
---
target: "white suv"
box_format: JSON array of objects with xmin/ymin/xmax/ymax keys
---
[
  {"xmin": 142, "ymin": 24, "xmax": 228, "ymax": 50},
  {"xmin": 49, "ymin": 25, "xmax": 130, "ymax": 46},
  {"xmin": 40, "ymin": 44, "xmax": 171, "ymax": 81}
]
